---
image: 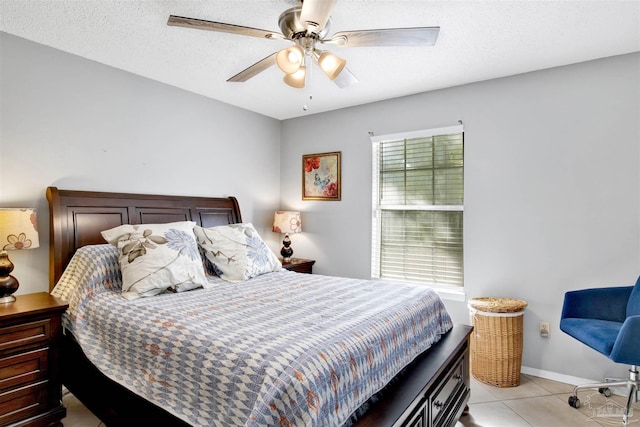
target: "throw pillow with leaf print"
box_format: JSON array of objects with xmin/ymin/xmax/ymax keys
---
[
  {"xmin": 194, "ymin": 223, "xmax": 281, "ymax": 283},
  {"xmin": 101, "ymin": 221, "xmax": 207, "ymax": 299}
]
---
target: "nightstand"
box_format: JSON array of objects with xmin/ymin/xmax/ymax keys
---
[
  {"xmin": 280, "ymin": 258, "xmax": 315, "ymax": 274},
  {"xmin": 0, "ymin": 292, "xmax": 68, "ymax": 427}
]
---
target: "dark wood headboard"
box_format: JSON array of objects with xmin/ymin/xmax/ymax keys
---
[{"xmin": 46, "ymin": 186, "xmax": 242, "ymax": 291}]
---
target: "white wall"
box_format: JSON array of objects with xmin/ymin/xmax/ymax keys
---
[
  {"xmin": 0, "ymin": 32, "xmax": 283, "ymax": 295},
  {"xmin": 280, "ymin": 52, "xmax": 640, "ymax": 381},
  {"xmin": 3, "ymin": 30, "xmax": 639, "ymax": 383}
]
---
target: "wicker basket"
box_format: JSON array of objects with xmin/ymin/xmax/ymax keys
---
[{"xmin": 468, "ymin": 297, "xmax": 528, "ymax": 387}]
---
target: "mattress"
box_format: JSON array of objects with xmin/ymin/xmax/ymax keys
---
[{"xmin": 52, "ymin": 244, "xmax": 453, "ymax": 427}]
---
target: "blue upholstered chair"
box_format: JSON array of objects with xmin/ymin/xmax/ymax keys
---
[{"xmin": 560, "ymin": 276, "xmax": 640, "ymax": 425}]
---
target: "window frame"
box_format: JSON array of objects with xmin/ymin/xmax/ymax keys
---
[{"xmin": 370, "ymin": 125, "xmax": 464, "ymax": 295}]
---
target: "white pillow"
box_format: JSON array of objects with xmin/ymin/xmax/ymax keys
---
[
  {"xmin": 101, "ymin": 221, "xmax": 207, "ymax": 299},
  {"xmin": 194, "ymin": 223, "xmax": 281, "ymax": 283}
]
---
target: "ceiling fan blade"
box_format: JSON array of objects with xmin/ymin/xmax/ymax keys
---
[
  {"xmin": 227, "ymin": 52, "xmax": 278, "ymax": 82},
  {"xmin": 333, "ymin": 67, "xmax": 358, "ymax": 88},
  {"xmin": 322, "ymin": 27, "xmax": 440, "ymax": 47},
  {"xmin": 300, "ymin": 0, "xmax": 337, "ymax": 33},
  {"xmin": 167, "ymin": 15, "xmax": 285, "ymax": 40}
]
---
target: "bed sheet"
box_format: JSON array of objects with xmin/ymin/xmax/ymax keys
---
[{"xmin": 52, "ymin": 244, "xmax": 453, "ymax": 427}]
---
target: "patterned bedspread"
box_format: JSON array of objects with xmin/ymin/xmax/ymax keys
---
[{"xmin": 52, "ymin": 245, "xmax": 453, "ymax": 427}]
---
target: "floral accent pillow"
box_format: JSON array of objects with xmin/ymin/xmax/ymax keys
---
[
  {"xmin": 194, "ymin": 223, "xmax": 281, "ymax": 283},
  {"xmin": 101, "ymin": 221, "xmax": 207, "ymax": 299}
]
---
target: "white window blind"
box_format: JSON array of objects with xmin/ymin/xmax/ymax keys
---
[{"xmin": 371, "ymin": 125, "xmax": 464, "ymax": 287}]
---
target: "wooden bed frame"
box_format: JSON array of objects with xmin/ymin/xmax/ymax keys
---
[{"xmin": 46, "ymin": 186, "xmax": 472, "ymax": 427}]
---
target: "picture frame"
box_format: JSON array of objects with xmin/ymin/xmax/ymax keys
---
[{"xmin": 302, "ymin": 151, "xmax": 341, "ymax": 201}]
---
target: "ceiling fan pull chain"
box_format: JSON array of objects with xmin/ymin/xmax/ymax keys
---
[{"xmin": 303, "ymin": 58, "xmax": 313, "ymax": 111}]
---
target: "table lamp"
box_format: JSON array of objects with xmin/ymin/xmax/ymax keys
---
[
  {"xmin": 0, "ymin": 208, "xmax": 39, "ymax": 303},
  {"xmin": 272, "ymin": 211, "xmax": 301, "ymax": 262}
]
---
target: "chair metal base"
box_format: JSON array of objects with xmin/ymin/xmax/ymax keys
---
[{"xmin": 568, "ymin": 366, "xmax": 639, "ymax": 426}]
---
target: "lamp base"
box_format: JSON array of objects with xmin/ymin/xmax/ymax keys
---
[
  {"xmin": 0, "ymin": 251, "xmax": 19, "ymax": 304},
  {"xmin": 0, "ymin": 275, "xmax": 18, "ymax": 303},
  {"xmin": 281, "ymin": 250, "xmax": 293, "ymax": 263},
  {"xmin": 280, "ymin": 233, "xmax": 293, "ymax": 263},
  {"xmin": 0, "ymin": 295, "xmax": 16, "ymax": 304}
]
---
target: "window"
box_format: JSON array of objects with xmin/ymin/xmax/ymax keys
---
[{"xmin": 371, "ymin": 125, "xmax": 464, "ymax": 288}]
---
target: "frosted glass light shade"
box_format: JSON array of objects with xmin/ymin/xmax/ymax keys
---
[
  {"xmin": 276, "ymin": 46, "xmax": 304, "ymax": 74},
  {"xmin": 283, "ymin": 66, "xmax": 306, "ymax": 88},
  {"xmin": 317, "ymin": 51, "xmax": 346, "ymax": 80}
]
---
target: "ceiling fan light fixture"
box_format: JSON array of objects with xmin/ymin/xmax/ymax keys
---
[
  {"xmin": 169, "ymin": 1, "xmax": 439, "ymax": 89},
  {"xmin": 316, "ymin": 50, "xmax": 346, "ymax": 80},
  {"xmin": 276, "ymin": 46, "xmax": 304, "ymax": 74},
  {"xmin": 283, "ymin": 66, "xmax": 306, "ymax": 88}
]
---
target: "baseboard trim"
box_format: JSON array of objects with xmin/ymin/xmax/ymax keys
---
[
  {"xmin": 521, "ymin": 365, "xmax": 598, "ymax": 387},
  {"xmin": 521, "ymin": 366, "xmax": 636, "ymax": 399}
]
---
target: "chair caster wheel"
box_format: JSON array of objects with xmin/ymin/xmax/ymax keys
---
[
  {"xmin": 568, "ymin": 395, "xmax": 581, "ymax": 408},
  {"xmin": 598, "ymin": 387, "xmax": 612, "ymax": 397}
]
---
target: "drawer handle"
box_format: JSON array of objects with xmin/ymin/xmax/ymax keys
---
[{"xmin": 434, "ymin": 400, "xmax": 444, "ymax": 409}]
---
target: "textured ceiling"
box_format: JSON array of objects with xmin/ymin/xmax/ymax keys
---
[{"xmin": 1, "ymin": 1, "xmax": 639, "ymax": 120}]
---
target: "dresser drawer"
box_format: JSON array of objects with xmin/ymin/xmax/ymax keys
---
[
  {"xmin": 0, "ymin": 379, "xmax": 49, "ymax": 425},
  {"xmin": 0, "ymin": 319, "xmax": 51, "ymax": 353},
  {"xmin": 0, "ymin": 348, "xmax": 49, "ymax": 392},
  {"xmin": 405, "ymin": 401, "xmax": 426, "ymax": 427},
  {"xmin": 430, "ymin": 355, "xmax": 467, "ymax": 426},
  {"xmin": 0, "ymin": 293, "xmax": 68, "ymax": 426}
]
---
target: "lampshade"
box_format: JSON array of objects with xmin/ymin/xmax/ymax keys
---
[
  {"xmin": 0, "ymin": 208, "xmax": 39, "ymax": 251},
  {"xmin": 316, "ymin": 50, "xmax": 346, "ymax": 80},
  {"xmin": 276, "ymin": 45, "xmax": 304, "ymax": 74},
  {"xmin": 283, "ymin": 66, "xmax": 306, "ymax": 88},
  {"xmin": 272, "ymin": 211, "xmax": 302, "ymax": 234},
  {"xmin": 0, "ymin": 208, "xmax": 39, "ymax": 303}
]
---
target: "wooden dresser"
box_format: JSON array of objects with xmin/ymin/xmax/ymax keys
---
[{"xmin": 0, "ymin": 293, "xmax": 68, "ymax": 427}]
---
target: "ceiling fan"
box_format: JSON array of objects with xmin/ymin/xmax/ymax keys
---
[{"xmin": 167, "ymin": 0, "xmax": 439, "ymax": 89}]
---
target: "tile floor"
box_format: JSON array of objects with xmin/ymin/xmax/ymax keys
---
[
  {"xmin": 456, "ymin": 374, "xmax": 639, "ymax": 427},
  {"xmin": 61, "ymin": 374, "xmax": 639, "ymax": 427}
]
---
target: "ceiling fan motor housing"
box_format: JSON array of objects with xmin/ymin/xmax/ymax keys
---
[{"xmin": 278, "ymin": 7, "xmax": 331, "ymax": 40}]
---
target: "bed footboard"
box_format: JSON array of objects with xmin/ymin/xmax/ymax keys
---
[
  {"xmin": 62, "ymin": 324, "xmax": 472, "ymax": 427},
  {"xmin": 353, "ymin": 324, "xmax": 472, "ymax": 427}
]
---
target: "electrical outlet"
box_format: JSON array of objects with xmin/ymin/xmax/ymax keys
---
[{"xmin": 540, "ymin": 322, "xmax": 550, "ymax": 338}]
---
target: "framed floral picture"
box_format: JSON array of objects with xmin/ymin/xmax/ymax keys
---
[{"xmin": 302, "ymin": 151, "xmax": 341, "ymax": 201}]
